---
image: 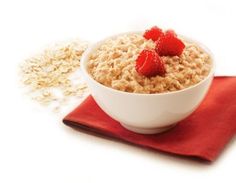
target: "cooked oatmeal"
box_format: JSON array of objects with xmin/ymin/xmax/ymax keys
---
[{"xmin": 87, "ymin": 33, "xmax": 212, "ymax": 94}]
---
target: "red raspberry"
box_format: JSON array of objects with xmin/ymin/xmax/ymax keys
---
[
  {"xmin": 165, "ymin": 29, "xmax": 177, "ymax": 37},
  {"xmin": 135, "ymin": 50, "xmax": 166, "ymax": 77},
  {"xmin": 143, "ymin": 26, "xmax": 164, "ymax": 41},
  {"xmin": 156, "ymin": 30, "xmax": 185, "ymax": 56}
]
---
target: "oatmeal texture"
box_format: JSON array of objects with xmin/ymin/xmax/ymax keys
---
[{"xmin": 88, "ymin": 33, "xmax": 212, "ymax": 94}]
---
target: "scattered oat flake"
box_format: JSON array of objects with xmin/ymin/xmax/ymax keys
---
[{"xmin": 19, "ymin": 39, "xmax": 89, "ymax": 111}]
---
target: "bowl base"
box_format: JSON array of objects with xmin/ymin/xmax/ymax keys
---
[{"xmin": 120, "ymin": 123, "xmax": 176, "ymax": 134}]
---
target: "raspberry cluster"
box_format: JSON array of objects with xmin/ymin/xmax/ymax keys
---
[{"xmin": 136, "ymin": 26, "xmax": 185, "ymax": 77}]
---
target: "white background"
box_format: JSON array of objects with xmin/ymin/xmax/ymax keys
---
[{"xmin": 0, "ymin": 0, "xmax": 236, "ymax": 182}]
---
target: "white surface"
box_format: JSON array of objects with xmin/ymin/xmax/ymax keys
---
[
  {"xmin": 0, "ymin": 0, "xmax": 236, "ymax": 182},
  {"xmin": 81, "ymin": 34, "xmax": 214, "ymax": 134}
]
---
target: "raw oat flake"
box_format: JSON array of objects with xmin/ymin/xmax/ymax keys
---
[{"xmin": 19, "ymin": 39, "xmax": 89, "ymax": 112}]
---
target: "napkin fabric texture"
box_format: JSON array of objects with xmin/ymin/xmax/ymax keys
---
[{"xmin": 63, "ymin": 77, "xmax": 236, "ymax": 161}]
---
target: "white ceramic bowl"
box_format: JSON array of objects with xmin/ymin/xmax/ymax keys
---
[{"xmin": 81, "ymin": 32, "xmax": 215, "ymax": 134}]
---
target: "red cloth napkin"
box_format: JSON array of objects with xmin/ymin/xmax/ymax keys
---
[{"xmin": 63, "ymin": 77, "xmax": 236, "ymax": 161}]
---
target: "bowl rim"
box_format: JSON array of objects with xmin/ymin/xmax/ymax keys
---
[{"xmin": 80, "ymin": 31, "xmax": 215, "ymax": 97}]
